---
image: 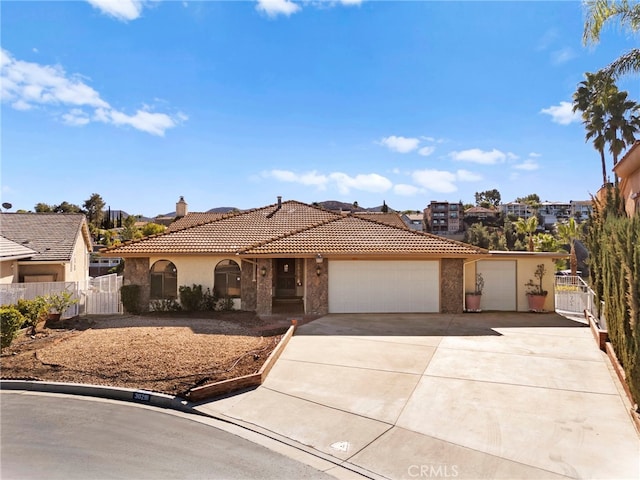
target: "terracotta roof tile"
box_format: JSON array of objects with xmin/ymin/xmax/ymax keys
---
[
  {"xmin": 353, "ymin": 212, "xmax": 408, "ymax": 229},
  {"xmin": 166, "ymin": 212, "xmax": 228, "ymax": 232}
]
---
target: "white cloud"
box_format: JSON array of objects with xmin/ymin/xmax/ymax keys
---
[
  {"xmin": 86, "ymin": 0, "xmax": 146, "ymax": 21},
  {"xmin": 506, "ymin": 152, "xmax": 519, "ymax": 160},
  {"xmin": 329, "ymin": 172, "xmax": 393, "ymax": 194},
  {"xmin": 418, "ymin": 146, "xmax": 435, "ymax": 157},
  {"xmin": 379, "ymin": 135, "xmax": 420, "ymax": 154},
  {"xmin": 256, "ymin": 0, "xmax": 301, "ymax": 18},
  {"xmin": 456, "ymin": 169, "xmax": 482, "ymax": 182},
  {"xmin": 340, "ymin": 0, "xmax": 362, "ymax": 5},
  {"xmin": 412, "ymin": 169, "xmax": 458, "ymax": 193},
  {"xmin": 394, "ymin": 184, "xmax": 421, "ymax": 196},
  {"xmin": 449, "ymin": 148, "xmax": 507, "ymax": 165},
  {"xmin": 529, "ymin": 152, "xmax": 542, "ymax": 158},
  {"xmin": 513, "ymin": 159, "xmax": 540, "ymax": 171},
  {"xmin": 266, "ymin": 169, "xmax": 328, "ymax": 189},
  {"xmin": 1, "ymin": 49, "xmax": 185, "ymax": 136},
  {"xmin": 551, "ymin": 47, "xmax": 576, "ymax": 65},
  {"xmin": 540, "ymin": 101, "xmax": 580, "ymax": 125}
]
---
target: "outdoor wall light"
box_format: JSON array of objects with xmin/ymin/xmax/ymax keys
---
[
  {"xmin": 260, "ymin": 266, "xmax": 267, "ymax": 277},
  {"xmin": 315, "ymin": 253, "xmax": 323, "ymax": 276}
]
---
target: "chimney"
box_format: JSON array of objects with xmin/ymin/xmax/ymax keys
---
[
  {"xmin": 277, "ymin": 196, "xmax": 282, "ymax": 208},
  {"xmin": 176, "ymin": 196, "xmax": 188, "ymax": 218}
]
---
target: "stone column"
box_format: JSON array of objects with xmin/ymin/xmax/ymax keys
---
[
  {"xmin": 240, "ymin": 259, "xmax": 257, "ymax": 312},
  {"xmin": 440, "ymin": 258, "xmax": 464, "ymax": 314},
  {"xmin": 123, "ymin": 257, "xmax": 150, "ymax": 312},
  {"xmin": 306, "ymin": 258, "xmax": 328, "ymax": 315},
  {"xmin": 256, "ymin": 258, "xmax": 273, "ymax": 316}
]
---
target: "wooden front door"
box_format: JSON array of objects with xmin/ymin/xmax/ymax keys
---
[{"xmin": 275, "ymin": 258, "xmax": 296, "ymax": 297}]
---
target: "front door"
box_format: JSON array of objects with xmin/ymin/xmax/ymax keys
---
[{"xmin": 275, "ymin": 258, "xmax": 296, "ymax": 297}]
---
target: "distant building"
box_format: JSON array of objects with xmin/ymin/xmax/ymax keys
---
[
  {"xmin": 463, "ymin": 206, "xmax": 498, "ymax": 226},
  {"xmin": 424, "ymin": 201, "xmax": 463, "ymax": 234},
  {"xmin": 403, "ymin": 213, "xmax": 425, "ymax": 231},
  {"xmin": 501, "ymin": 202, "xmax": 534, "ymax": 220}
]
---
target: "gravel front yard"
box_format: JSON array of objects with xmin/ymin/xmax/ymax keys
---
[{"xmin": 0, "ymin": 312, "xmax": 288, "ymax": 397}]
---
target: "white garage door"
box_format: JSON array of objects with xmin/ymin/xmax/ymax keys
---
[
  {"xmin": 476, "ymin": 260, "xmax": 517, "ymax": 311},
  {"xmin": 328, "ymin": 260, "xmax": 440, "ymax": 313}
]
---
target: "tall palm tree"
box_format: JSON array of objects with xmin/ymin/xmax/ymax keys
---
[
  {"xmin": 573, "ymin": 72, "xmax": 614, "ymax": 186},
  {"xmin": 515, "ymin": 216, "xmax": 539, "ymax": 252},
  {"xmin": 583, "ymin": 0, "xmax": 640, "ymax": 79},
  {"xmin": 603, "ymin": 90, "xmax": 640, "ymax": 172},
  {"xmin": 556, "ymin": 218, "xmax": 583, "ymax": 276}
]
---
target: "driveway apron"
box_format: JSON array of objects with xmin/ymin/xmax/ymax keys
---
[{"xmin": 196, "ymin": 313, "xmax": 640, "ymax": 479}]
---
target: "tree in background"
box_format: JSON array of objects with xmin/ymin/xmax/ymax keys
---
[
  {"xmin": 54, "ymin": 201, "xmax": 82, "ymax": 213},
  {"xmin": 83, "ymin": 193, "xmax": 105, "ymax": 229},
  {"xmin": 556, "ymin": 218, "xmax": 584, "ymax": 275},
  {"xmin": 141, "ymin": 223, "xmax": 166, "ymax": 237},
  {"xmin": 583, "ymin": 0, "xmax": 640, "ymax": 79},
  {"xmin": 514, "ymin": 216, "xmax": 539, "ymax": 252},
  {"xmin": 474, "ymin": 189, "xmax": 501, "ymax": 208},
  {"xmin": 34, "ymin": 203, "xmax": 53, "ymax": 212},
  {"xmin": 121, "ymin": 215, "xmax": 142, "ymax": 241},
  {"xmin": 604, "ymin": 89, "xmax": 640, "ymax": 175}
]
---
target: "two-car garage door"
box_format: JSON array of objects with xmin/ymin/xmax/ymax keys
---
[{"xmin": 328, "ymin": 260, "xmax": 440, "ymax": 313}]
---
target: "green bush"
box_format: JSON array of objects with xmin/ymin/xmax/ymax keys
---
[
  {"xmin": 178, "ymin": 284, "xmax": 217, "ymax": 311},
  {"xmin": 1, "ymin": 307, "xmax": 25, "ymax": 349},
  {"xmin": 586, "ymin": 186, "xmax": 640, "ymax": 406},
  {"xmin": 16, "ymin": 297, "xmax": 49, "ymax": 329},
  {"xmin": 150, "ymin": 299, "xmax": 182, "ymax": 312},
  {"xmin": 120, "ymin": 284, "xmax": 141, "ymax": 314}
]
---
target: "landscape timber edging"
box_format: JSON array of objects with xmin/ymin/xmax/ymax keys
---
[
  {"xmin": 604, "ymin": 342, "xmax": 640, "ymax": 434},
  {"xmin": 585, "ymin": 310, "xmax": 608, "ymax": 351},
  {"xmin": 186, "ymin": 321, "xmax": 297, "ymax": 403}
]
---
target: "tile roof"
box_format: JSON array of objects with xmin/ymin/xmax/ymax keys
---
[
  {"xmin": 102, "ymin": 200, "xmax": 486, "ymax": 258},
  {"xmin": 0, "ymin": 213, "xmax": 92, "ymax": 262},
  {"xmin": 352, "ymin": 212, "xmax": 408, "ymax": 229},
  {"xmin": 102, "ymin": 201, "xmax": 340, "ymax": 255},
  {"xmin": 166, "ymin": 212, "xmax": 228, "ymax": 232},
  {"xmin": 241, "ymin": 216, "xmax": 486, "ymax": 256},
  {"xmin": 0, "ymin": 235, "xmax": 37, "ymax": 260}
]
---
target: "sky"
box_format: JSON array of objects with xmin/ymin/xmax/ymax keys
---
[{"xmin": 2, "ymin": 0, "xmax": 639, "ymax": 217}]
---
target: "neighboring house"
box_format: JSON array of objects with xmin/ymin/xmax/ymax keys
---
[
  {"xmin": 0, "ymin": 213, "xmax": 92, "ymax": 283},
  {"xmin": 501, "ymin": 202, "xmax": 534, "ymax": 219},
  {"xmin": 402, "ymin": 213, "xmax": 425, "ymax": 231},
  {"xmin": 613, "ymin": 140, "xmax": 640, "ymax": 217},
  {"xmin": 424, "ymin": 201, "xmax": 463, "ymax": 234},
  {"xmin": 0, "ymin": 236, "xmax": 37, "ymax": 284},
  {"xmin": 102, "ymin": 198, "xmax": 561, "ymax": 315},
  {"xmin": 464, "ymin": 206, "xmax": 498, "ymax": 226}
]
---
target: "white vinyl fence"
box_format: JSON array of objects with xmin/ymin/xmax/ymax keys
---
[
  {"xmin": 554, "ymin": 275, "xmax": 606, "ymax": 330},
  {"xmin": 0, "ymin": 274, "xmax": 123, "ymax": 318}
]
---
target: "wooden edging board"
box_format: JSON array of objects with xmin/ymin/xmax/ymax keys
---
[{"xmin": 186, "ymin": 322, "xmax": 296, "ymax": 402}]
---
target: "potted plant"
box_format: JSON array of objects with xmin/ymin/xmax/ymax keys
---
[
  {"xmin": 45, "ymin": 291, "xmax": 78, "ymax": 322},
  {"xmin": 465, "ymin": 273, "xmax": 484, "ymax": 312},
  {"xmin": 525, "ymin": 264, "xmax": 548, "ymax": 312}
]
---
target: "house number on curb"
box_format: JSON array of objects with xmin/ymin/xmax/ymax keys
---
[
  {"xmin": 133, "ymin": 392, "xmax": 151, "ymax": 402},
  {"xmin": 330, "ymin": 441, "xmax": 350, "ymax": 452}
]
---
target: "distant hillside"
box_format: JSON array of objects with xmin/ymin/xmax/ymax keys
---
[
  {"xmin": 206, "ymin": 207, "xmax": 239, "ymax": 214},
  {"xmin": 316, "ymin": 200, "xmax": 396, "ymax": 213}
]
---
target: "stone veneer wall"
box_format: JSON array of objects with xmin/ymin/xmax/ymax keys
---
[
  {"xmin": 123, "ymin": 257, "xmax": 150, "ymax": 312},
  {"xmin": 255, "ymin": 258, "xmax": 273, "ymax": 316},
  {"xmin": 305, "ymin": 258, "xmax": 328, "ymax": 315},
  {"xmin": 240, "ymin": 260, "xmax": 257, "ymax": 312},
  {"xmin": 440, "ymin": 258, "xmax": 463, "ymax": 314}
]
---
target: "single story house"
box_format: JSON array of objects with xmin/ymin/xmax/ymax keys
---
[
  {"xmin": 101, "ymin": 198, "xmax": 563, "ymax": 315},
  {"xmin": 0, "ymin": 213, "xmax": 92, "ymax": 284}
]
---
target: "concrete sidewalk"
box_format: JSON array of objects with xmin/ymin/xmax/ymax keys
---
[{"xmin": 195, "ymin": 313, "xmax": 640, "ymax": 479}]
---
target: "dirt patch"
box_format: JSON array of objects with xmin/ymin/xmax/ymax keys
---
[{"xmin": 1, "ymin": 311, "xmax": 289, "ymax": 398}]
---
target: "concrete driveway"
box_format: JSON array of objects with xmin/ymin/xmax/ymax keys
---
[{"xmin": 196, "ymin": 313, "xmax": 639, "ymax": 479}]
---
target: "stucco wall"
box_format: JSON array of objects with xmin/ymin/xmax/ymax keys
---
[
  {"xmin": 19, "ymin": 264, "xmax": 64, "ymax": 282},
  {"xmin": 440, "ymin": 258, "xmax": 464, "ymax": 314},
  {"xmin": 0, "ymin": 261, "xmax": 16, "ymax": 284},
  {"xmin": 64, "ymin": 235, "xmax": 90, "ymax": 283},
  {"xmin": 306, "ymin": 258, "xmax": 328, "ymax": 315}
]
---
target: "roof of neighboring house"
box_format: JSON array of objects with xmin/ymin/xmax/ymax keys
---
[
  {"xmin": 0, "ymin": 213, "xmax": 92, "ymax": 261},
  {"xmin": 465, "ymin": 206, "xmax": 497, "ymax": 215},
  {"xmin": 352, "ymin": 212, "xmax": 408, "ymax": 229},
  {"xmin": 166, "ymin": 212, "xmax": 229, "ymax": 232},
  {"xmin": 0, "ymin": 235, "xmax": 38, "ymax": 261},
  {"xmin": 102, "ymin": 200, "xmax": 487, "ymax": 258}
]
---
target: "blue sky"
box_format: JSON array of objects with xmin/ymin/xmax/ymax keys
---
[{"xmin": 2, "ymin": 1, "xmax": 639, "ymax": 216}]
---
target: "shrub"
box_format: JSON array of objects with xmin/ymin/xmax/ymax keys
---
[
  {"xmin": 120, "ymin": 284, "xmax": 141, "ymax": 314},
  {"xmin": 45, "ymin": 291, "xmax": 78, "ymax": 315},
  {"xmin": 16, "ymin": 297, "xmax": 49, "ymax": 330},
  {"xmin": 1, "ymin": 307, "xmax": 25, "ymax": 349},
  {"xmin": 150, "ymin": 299, "xmax": 182, "ymax": 312},
  {"xmin": 217, "ymin": 296, "xmax": 235, "ymax": 311},
  {"xmin": 179, "ymin": 284, "xmax": 204, "ymax": 311}
]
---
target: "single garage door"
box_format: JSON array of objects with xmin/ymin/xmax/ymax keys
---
[
  {"xmin": 476, "ymin": 260, "xmax": 517, "ymax": 311},
  {"xmin": 328, "ymin": 260, "xmax": 440, "ymax": 313}
]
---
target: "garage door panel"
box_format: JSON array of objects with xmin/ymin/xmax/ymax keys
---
[
  {"xmin": 477, "ymin": 260, "xmax": 516, "ymax": 311},
  {"xmin": 328, "ymin": 261, "xmax": 439, "ymax": 313}
]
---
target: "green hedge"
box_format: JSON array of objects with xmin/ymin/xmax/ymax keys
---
[
  {"xmin": 1, "ymin": 307, "xmax": 25, "ymax": 349},
  {"xmin": 120, "ymin": 284, "xmax": 142, "ymax": 314},
  {"xmin": 587, "ymin": 187, "xmax": 640, "ymax": 406}
]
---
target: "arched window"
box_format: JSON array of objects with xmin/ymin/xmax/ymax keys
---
[
  {"xmin": 150, "ymin": 260, "xmax": 177, "ymax": 299},
  {"xmin": 214, "ymin": 260, "xmax": 241, "ymax": 298}
]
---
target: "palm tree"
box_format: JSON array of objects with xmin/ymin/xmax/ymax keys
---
[
  {"xmin": 515, "ymin": 216, "xmax": 539, "ymax": 252},
  {"xmin": 556, "ymin": 218, "xmax": 584, "ymax": 276},
  {"xmin": 583, "ymin": 0, "xmax": 640, "ymax": 79},
  {"xmin": 573, "ymin": 72, "xmax": 614, "ymax": 186},
  {"xmin": 603, "ymin": 90, "xmax": 640, "ymax": 173}
]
